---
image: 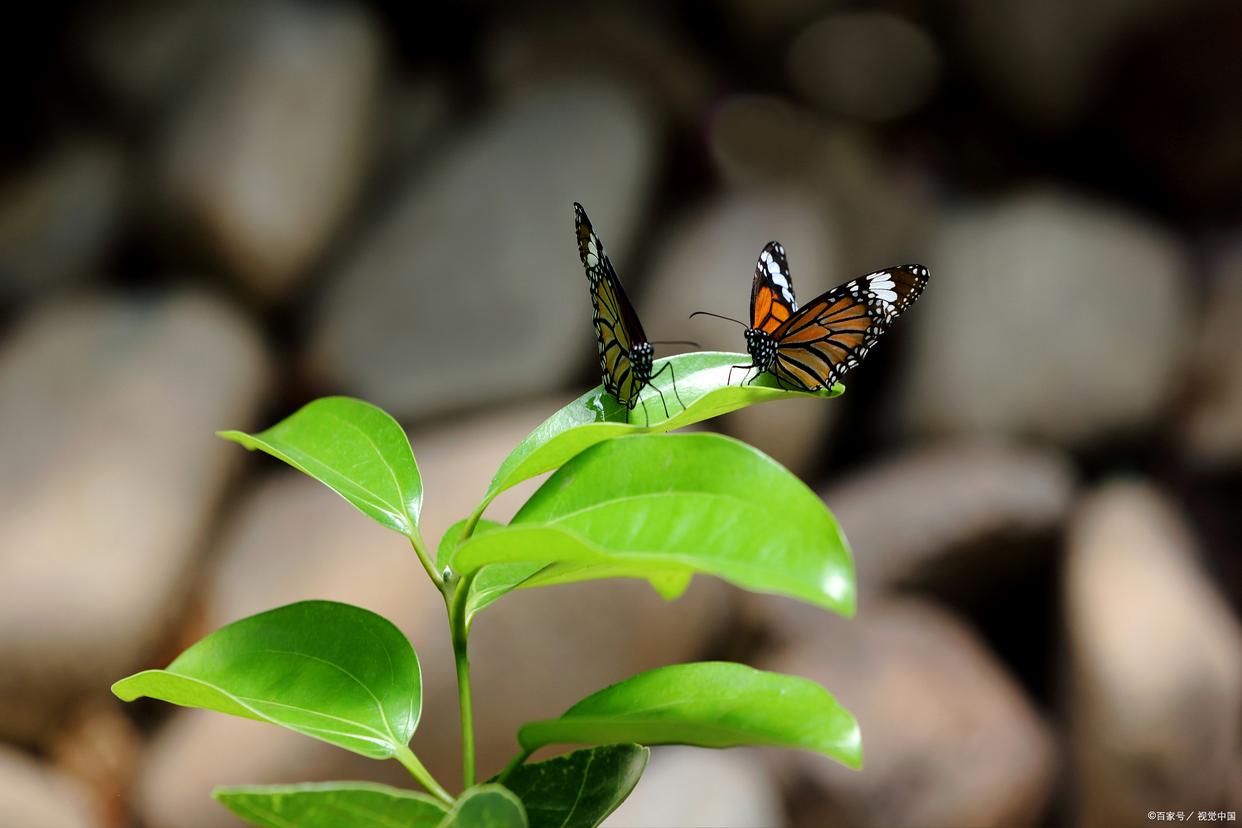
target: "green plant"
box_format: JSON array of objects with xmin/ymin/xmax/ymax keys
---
[{"xmin": 113, "ymin": 351, "xmax": 861, "ymax": 828}]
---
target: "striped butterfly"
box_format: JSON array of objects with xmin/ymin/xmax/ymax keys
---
[
  {"xmin": 695, "ymin": 242, "xmax": 928, "ymax": 390},
  {"xmin": 574, "ymin": 202, "xmax": 689, "ymax": 422}
]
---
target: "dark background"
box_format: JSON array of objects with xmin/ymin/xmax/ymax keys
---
[{"xmin": 1, "ymin": 1, "xmax": 1240, "ymax": 827}]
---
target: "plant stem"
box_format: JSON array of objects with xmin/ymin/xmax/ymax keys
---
[
  {"xmin": 452, "ymin": 629, "xmax": 476, "ymax": 788},
  {"xmin": 443, "ymin": 510, "xmax": 484, "ymax": 791},
  {"xmin": 394, "ymin": 745, "xmax": 453, "ymax": 805},
  {"xmin": 407, "ymin": 526, "xmax": 444, "ymax": 591},
  {"xmin": 496, "ymin": 747, "xmax": 534, "ymax": 785}
]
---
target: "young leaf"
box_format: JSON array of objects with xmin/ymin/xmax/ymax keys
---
[
  {"xmin": 437, "ymin": 784, "xmax": 527, "ymax": 828},
  {"xmin": 214, "ymin": 782, "xmax": 448, "ymax": 828},
  {"xmin": 112, "ymin": 601, "xmax": 421, "ymax": 760},
  {"xmin": 440, "ymin": 519, "xmax": 693, "ymax": 624},
  {"xmin": 482, "ymin": 352, "xmax": 841, "ymax": 510},
  {"xmin": 219, "ymin": 396, "xmax": 423, "ymax": 535},
  {"xmin": 451, "ymin": 433, "xmax": 855, "ymax": 617},
  {"xmin": 498, "ymin": 745, "xmax": 648, "ymax": 828},
  {"xmin": 518, "ymin": 662, "xmax": 861, "ymax": 770}
]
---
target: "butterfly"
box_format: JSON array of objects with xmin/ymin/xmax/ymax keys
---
[
  {"xmin": 574, "ymin": 202, "xmax": 690, "ymax": 423},
  {"xmin": 694, "ymin": 241, "xmax": 928, "ymax": 391}
]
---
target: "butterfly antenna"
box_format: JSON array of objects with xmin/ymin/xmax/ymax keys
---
[{"xmin": 689, "ymin": 310, "xmax": 747, "ymax": 327}]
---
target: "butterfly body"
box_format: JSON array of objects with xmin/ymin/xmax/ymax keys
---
[
  {"xmin": 738, "ymin": 241, "xmax": 928, "ymax": 391},
  {"xmin": 574, "ymin": 202, "xmax": 682, "ymax": 418}
]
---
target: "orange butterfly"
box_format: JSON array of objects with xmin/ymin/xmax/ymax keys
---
[{"xmin": 696, "ymin": 242, "xmax": 928, "ymax": 391}]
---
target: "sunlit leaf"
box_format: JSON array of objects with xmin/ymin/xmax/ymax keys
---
[
  {"xmin": 519, "ymin": 662, "xmax": 861, "ymax": 770},
  {"xmin": 214, "ymin": 782, "xmax": 448, "ymax": 828},
  {"xmin": 219, "ymin": 396, "xmax": 422, "ymax": 534},
  {"xmin": 482, "ymin": 352, "xmax": 841, "ymax": 509},
  {"xmin": 452, "ymin": 433, "xmax": 854, "ymax": 617},
  {"xmin": 112, "ymin": 601, "xmax": 421, "ymax": 760}
]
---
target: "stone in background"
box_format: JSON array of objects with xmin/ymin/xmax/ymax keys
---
[
  {"xmin": 0, "ymin": 138, "xmax": 125, "ymax": 301},
  {"xmin": 896, "ymin": 189, "xmax": 1193, "ymax": 446},
  {"xmin": 0, "ymin": 293, "xmax": 270, "ymax": 744},
  {"xmin": 158, "ymin": 0, "xmax": 383, "ymax": 300},
  {"xmin": 308, "ymin": 78, "xmax": 658, "ymax": 420},
  {"xmin": 1066, "ymin": 482, "xmax": 1242, "ymax": 827},
  {"xmin": 763, "ymin": 598, "xmax": 1057, "ymax": 827}
]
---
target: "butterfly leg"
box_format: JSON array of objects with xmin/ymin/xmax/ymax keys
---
[
  {"xmin": 652, "ymin": 361, "xmax": 687, "ymax": 412},
  {"xmin": 727, "ymin": 362, "xmax": 754, "ymax": 387},
  {"xmin": 651, "ymin": 383, "xmax": 671, "ymax": 420},
  {"xmin": 628, "ymin": 390, "xmax": 651, "ymax": 428}
]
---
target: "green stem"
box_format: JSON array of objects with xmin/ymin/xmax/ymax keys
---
[
  {"xmin": 448, "ymin": 572, "xmax": 477, "ymax": 789},
  {"xmin": 407, "ymin": 526, "xmax": 444, "ymax": 591},
  {"xmin": 395, "ymin": 746, "xmax": 453, "ymax": 805},
  {"xmin": 496, "ymin": 747, "xmax": 534, "ymax": 785},
  {"xmin": 459, "ymin": 499, "xmax": 490, "ymax": 547}
]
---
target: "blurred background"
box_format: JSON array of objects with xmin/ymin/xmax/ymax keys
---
[{"xmin": 1, "ymin": 1, "xmax": 1240, "ymax": 826}]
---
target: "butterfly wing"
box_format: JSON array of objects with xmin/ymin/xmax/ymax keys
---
[
  {"xmin": 769, "ymin": 264, "xmax": 929, "ymax": 391},
  {"xmin": 574, "ymin": 202, "xmax": 649, "ymax": 407},
  {"xmin": 750, "ymin": 241, "xmax": 799, "ymax": 334}
]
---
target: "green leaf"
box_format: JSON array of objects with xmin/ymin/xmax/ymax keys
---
[
  {"xmin": 437, "ymin": 785, "xmax": 527, "ymax": 828},
  {"xmin": 219, "ymin": 396, "xmax": 422, "ymax": 534},
  {"xmin": 451, "ymin": 433, "xmax": 854, "ymax": 617},
  {"xmin": 482, "ymin": 352, "xmax": 841, "ymax": 510},
  {"xmin": 499, "ymin": 745, "xmax": 648, "ymax": 828},
  {"xmin": 518, "ymin": 662, "xmax": 861, "ymax": 770},
  {"xmin": 439, "ymin": 519, "xmax": 693, "ymax": 624},
  {"xmin": 214, "ymin": 782, "xmax": 448, "ymax": 828},
  {"xmin": 112, "ymin": 601, "xmax": 421, "ymax": 760}
]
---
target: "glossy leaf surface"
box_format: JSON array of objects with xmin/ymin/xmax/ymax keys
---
[
  {"xmin": 214, "ymin": 782, "xmax": 448, "ymax": 828},
  {"xmin": 437, "ymin": 785, "xmax": 527, "ymax": 828},
  {"xmin": 452, "ymin": 433, "xmax": 854, "ymax": 616},
  {"xmin": 519, "ymin": 662, "xmax": 861, "ymax": 769},
  {"xmin": 483, "ymin": 352, "xmax": 841, "ymax": 507},
  {"xmin": 500, "ymin": 745, "xmax": 648, "ymax": 828},
  {"xmin": 219, "ymin": 396, "xmax": 423, "ymax": 534},
  {"xmin": 112, "ymin": 601, "xmax": 421, "ymax": 759}
]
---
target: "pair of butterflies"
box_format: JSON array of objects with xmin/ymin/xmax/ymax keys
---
[{"xmin": 573, "ymin": 202, "xmax": 929, "ymax": 420}]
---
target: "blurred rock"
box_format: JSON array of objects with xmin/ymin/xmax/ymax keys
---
[
  {"xmin": 1182, "ymin": 247, "xmax": 1242, "ymax": 467},
  {"xmin": 1066, "ymin": 482, "xmax": 1242, "ymax": 827},
  {"xmin": 721, "ymin": 0, "xmax": 845, "ymax": 41},
  {"xmin": 160, "ymin": 0, "xmax": 382, "ymax": 299},
  {"xmin": 309, "ymin": 79, "xmax": 657, "ymax": 420},
  {"xmin": 763, "ymin": 598, "xmax": 1056, "ymax": 827},
  {"xmin": 0, "ymin": 292, "xmax": 269, "ymax": 743},
  {"xmin": 0, "ymin": 138, "xmax": 125, "ymax": 300},
  {"xmin": 49, "ymin": 701, "xmax": 144, "ymax": 828},
  {"xmin": 83, "ymin": 0, "xmax": 243, "ymax": 118},
  {"xmin": 374, "ymin": 80, "xmax": 452, "ymax": 178},
  {"xmin": 138, "ymin": 399, "xmax": 730, "ymax": 826},
  {"xmin": 818, "ymin": 441, "xmax": 1073, "ymax": 596},
  {"xmin": 787, "ymin": 12, "xmax": 941, "ymax": 122},
  {"xmin": 708, "ymin": 102, "xmax": 933, "ymax": 279},
  {"xmin": 708, "ymin": 95, "xmax": 827, "ymax": 186},
  {"xmin": 483, "ymin": 9, "xmax": 713, "ymax": 126},
  {"xmin": 1097, "ymin": 3, "xmax": 1242, "ymax": 214},
  {"xmin": 896, "ymin": 189, "xmax": 1192, "ymax": 446},
  {"xmin": 0, "ymin": 744, "xmax": 98, "ymax": 828},
  {"xmin": 603, "ymin": 747, "xmax": 784, "ymax": 828},
  {"xmin": 950, "ymin": 0, "xmax": 1181, "ymax": 129},
  {"xmin": 644, "ymin": 191, "xmax": 843, "ymax": 476}
]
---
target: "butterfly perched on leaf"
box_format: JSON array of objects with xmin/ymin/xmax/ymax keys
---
[
  {"xmin": 573, "ymin": 202, "xmax": 688, "ymax": 422},
  {"xmin": 697, "ymin": 242, "xmax": 929, "ymax": 391}
]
